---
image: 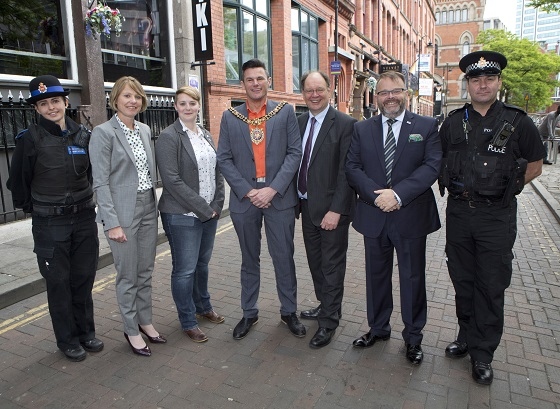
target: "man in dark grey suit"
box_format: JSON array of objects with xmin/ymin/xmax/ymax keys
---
[
  {"xmin": 217, "ymin": 59, "xmax": 306, "ymax": 340},
  {"xmin": 297, "ymin": 71, "xmax": 356, "ymax": 349}
]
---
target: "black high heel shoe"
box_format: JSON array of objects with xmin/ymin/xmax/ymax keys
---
[
  {"xmin": 139, "ymin": 325, "xmax": 167, "ymax": 344},
  {"xmin": 124, "ymin": 333, "xmax": 151, "ymax": 356}
]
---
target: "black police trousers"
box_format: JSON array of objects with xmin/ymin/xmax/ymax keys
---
[
  {"xmin": 445, "ymin": 198, "xmax": 517, "ymax": 364},
  {"xmin": 32, "ymin": 208, "xmax": 99, "ymax": 350}
]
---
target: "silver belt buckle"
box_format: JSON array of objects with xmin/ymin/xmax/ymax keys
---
[{"xmin": 256, "ymin": 177, "xmax": 266, "ymax": 182}]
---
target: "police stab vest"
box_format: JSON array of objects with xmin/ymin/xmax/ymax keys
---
[
  {"xmin": 439, "ymin": 103, "xmax": 525, "ymax": 202},
  {"xmin": 29, "ymin": 122, "xmax": 92, "ymax": 205}
]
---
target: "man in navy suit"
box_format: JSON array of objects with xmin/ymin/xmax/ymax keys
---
[
  {"xmin": 297, "ymin": 71, "xmax": 356, "ymax": 349},
  {"xmin": 345, "ymin": 71, "xmax": 442, "ymax": 364}
]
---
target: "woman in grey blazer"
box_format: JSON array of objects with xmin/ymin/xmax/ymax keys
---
[
  {"xmin": 155, "ymin": 86, "xmax": 225, "ymax": 343},
  {"xmin": 90, "ymin": 76, "xmax": 166, "ymax": 357}
]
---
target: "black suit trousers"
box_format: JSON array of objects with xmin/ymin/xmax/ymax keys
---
[{"xmin": 301, "ymin": 199, "xmax": 349, "ymax": 329}]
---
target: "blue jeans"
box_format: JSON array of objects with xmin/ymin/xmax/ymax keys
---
[{"xmin": 161, "ymin": 213, "xmax": 218, "ymax": 330}]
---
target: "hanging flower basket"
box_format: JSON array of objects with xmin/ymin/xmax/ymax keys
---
[
  {"xmin": 85, "ymin": 2, "xmax": 124, "ymax": 39},
  {"xmin": 366, "ymin": 76, "xmax": 377, "ymax": 93}
]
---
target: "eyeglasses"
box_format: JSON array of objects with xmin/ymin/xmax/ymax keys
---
[
  {"xmin": 303, "ymin": 88, "xmax": 328, "ymax": 96},
  {"xmin": 376, "ymin": 88, "xmax": 406, "ymax": 97}
]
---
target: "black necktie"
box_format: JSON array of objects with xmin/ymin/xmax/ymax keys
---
[
  {"xmin": 298, "ymin": 117, "xmax": 317, "ymax": 195},
  {"xmin": 384, "ymin": 118, "xmax": 397, "ymax": 186}
]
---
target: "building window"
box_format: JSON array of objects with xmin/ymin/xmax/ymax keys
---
[
  {"xmin": 0, "ymin": 1, "xmax": 70, "ymax": 78},
  {"xmin": 291, "ymin": 5, "xmax": 318, "ymax": 92},
  {"xmin": 223, "ymin": 0, "xmax": 271, "ymax": 83},
  {"xmin": 462, "ymin": 8, "xmax": 468, "ymax": 22},
  {"xmin": 462, "ymin": 41, "xmax": 470, "ymax": 56},
  {"xmin": 101, "ymin": 1, "xmax": 171, "ymax": 88}
]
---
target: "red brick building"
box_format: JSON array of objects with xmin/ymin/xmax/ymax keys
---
[
  {"xmin": 202, "ymin": 0, "xmax": 437, "ymax": 137},
  {"xmin": 434, "ymin": 0, "xmax": 486, "ymax": 115}
]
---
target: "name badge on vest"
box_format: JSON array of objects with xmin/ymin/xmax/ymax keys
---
[{"xmin": 68, "ymin": 146, "xmax": 87, "ymax": 155}]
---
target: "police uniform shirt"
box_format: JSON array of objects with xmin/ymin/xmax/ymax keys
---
[{"xmin": 442, "ymin": 100, "xmax": 545, "ymax": 164}]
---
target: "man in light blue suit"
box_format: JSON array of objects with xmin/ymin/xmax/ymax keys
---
[{"xmin": 217, "ymin": 59, "xmax": 306, "ymax": 340}]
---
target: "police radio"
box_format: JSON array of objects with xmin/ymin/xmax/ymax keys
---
[{"xmin": 490, "ymin": 121, "xmax": 515, "ymax": 148}]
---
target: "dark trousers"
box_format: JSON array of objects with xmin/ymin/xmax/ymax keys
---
[
  {"xmin": 32, "ymin": 209, "xmax": 99, "ymax": 350},
  {"xmin": 363, "ymin": 221, "xmax": 428, "ymax": 345},
  {"xmin": 300, "ymin": 199, "xmax": 349, "ymax": 329},
  {"xmin": 445, "ymin": 199, "xmax": 517, "ymax": 363}
]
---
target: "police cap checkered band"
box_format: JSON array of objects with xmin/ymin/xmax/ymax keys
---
[{"xmin": 459, "ymin": 51, "xmax": 507, "ymax": 78}]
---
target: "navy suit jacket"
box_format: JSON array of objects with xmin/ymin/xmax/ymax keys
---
[{"xmin": 345, "ymin": 110, "xmax": 442, "ymax": 239}]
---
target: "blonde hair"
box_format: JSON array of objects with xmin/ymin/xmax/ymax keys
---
[
  {"xmin": 109, "ymin": 76, "xmax": 148, "ymax": 113},
  {"xmin": 175, "ymin": 86, "xmax": 201, "ymax": 102}
]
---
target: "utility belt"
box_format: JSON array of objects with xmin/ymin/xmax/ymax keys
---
[
  {"xmin": 450, "ymin": 194, "xmax": 502, "ymax": 208},
  {"xmin": 32, "ymin": 198, "xmax": 95, "ymax": 216}
]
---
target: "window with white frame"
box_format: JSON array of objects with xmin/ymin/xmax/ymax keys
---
[
  {"xmin": 101, "ymin": 1, "xmax": 171, "ymax": 87},
  {"xmin": 0, "ymin": 0, "xmax": 71, "ymax": 78}
]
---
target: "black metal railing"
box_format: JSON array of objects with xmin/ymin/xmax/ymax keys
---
[{"xmin": 0, "ymin": 94, "xmax": 176, "ymax": 224}]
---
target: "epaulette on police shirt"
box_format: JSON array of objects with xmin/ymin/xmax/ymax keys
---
[
  {"xmin": 15, "ymin": 129, "xmax": 27, "ymax": 140},
  {"xmin": 447, "ymin": 103, "xmax": 469, "ymax": 117},
  {"xmin": 502, "ymin": 103, "xmax": 527, "ymax": 116}
]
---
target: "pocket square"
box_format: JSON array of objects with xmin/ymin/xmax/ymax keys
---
[{"xmin": 408, "ymin": 134, "xmax": 423, "ymax": 142}]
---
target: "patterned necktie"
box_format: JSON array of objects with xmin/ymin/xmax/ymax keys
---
[
  {"xmin": 384, "ymin": 118, "xmax": 397, "ymax": 186},
  {"xmin": 298, "ymin": 117, "xmax": 317, "ymax": 195}
]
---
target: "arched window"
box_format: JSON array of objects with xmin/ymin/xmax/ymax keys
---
[
  {"xmin": 462, "ymin": 41, "xmax": 470, "ymax": 56},
  {"xmin": 442, "ymin": 10, "xmax": 447, "ymax": 24},
  {"xmin": 449, "ymin": 11, "xmax": 454, "ymax": 23},
  {"xmin": 436, "ymin": 11, "xmax": 440, "ymax": 24},
  {"xmin": 455, "ymin": 9, "xmax": 461, "ymax": 22},
  {"xmin": 462, "ymin": 8, "xmax": 468, "ymax": 21}
]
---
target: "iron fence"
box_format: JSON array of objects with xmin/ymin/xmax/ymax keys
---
[{"xmin": 0, "ymin": 94, "xmax": 176, "ymax": 224}]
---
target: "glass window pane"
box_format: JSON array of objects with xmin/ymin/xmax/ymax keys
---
[
  {"xmin": 241, "ymin": 0, "xmax": 253, "ymax": 10},
  {"xmin": 256, "ymin": 18, "xmax": 269, "ymax": 71},
  {"xmin": 0, "ymin": 1, "xmax": 69, "ymax": 77},
  {"xmin": 310, "ymin": 42, "xmax": 318, "ymax": 71},
  {"xmin": 224, "ymin": 7, "xmax": 240, "ymax": 81},
  {"xmin": 292, "ymin": 35, "xmax": 300, "ymax": 91},
  {"xmin": 291, "ymin": 8, "xmax": 299, "ymax": 32},
  {"xmin": 102, "ymin": 1, "xmax": 170, "ymax": 87},
  {"xmin": 242, "ymin": 12, "xmax": 255, "ymax": 63},
  {"xmin": 301, "ymin": 11, "xmax": 309, "ymax": 36},
  {"xmin": 255, "ymin": 0, "xmax": 267, "ymax": 16},
  {"xmin": 309, "ymin": 16, "xmax": 317, "ymax": 39},
  {"xmin": 302, "ymin": 38, "xmax": 310, "ymax": 71}
]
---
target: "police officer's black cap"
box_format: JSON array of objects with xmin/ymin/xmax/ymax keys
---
[
  {"xmin": 459, "ymin": 51, "xmax": 507, "ymax": 78},
  {"xmin": 26, "ymin": 75, "xmax": 69, "ymax": 105}
]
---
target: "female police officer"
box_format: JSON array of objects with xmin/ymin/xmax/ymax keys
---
[{"xmin": 7, "ymin": 75, "xmax": 103, "ymax": 362}]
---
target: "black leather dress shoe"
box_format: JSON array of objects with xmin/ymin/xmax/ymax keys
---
[
  {"xmin": 80, "ymin": 338, "xmax": 104, "ymax": 352},
  {"xmin": 309, "ymin": 327, "xmax": 335, "ymax": 349},
  {"xmin": 300, "ymin": 305, "xmax": 321, "ymax": 319},
  {"xmin": 472, "ymin": 361, "xmax": 493, "ymax": 385},
  {"xmin": 281, "ymin": 313, "xmax": 306, "ymax": 337},
  {"xmin": 300, "ymin": 305, "xmax": 342, "ymax": 320},
  {"xmin": 352, "ymin": 332, "xmax": 390, "ymax": 348},
  {"xmin": 445, "ymin": 340, "xmax": 468, "ymax": 358},
  {"xmin": 62, "ymin": 346, "xmax": 87, "ymax": 362},
  {"xmin": 406, "ymin": 344, "xmax": 423, "ymax": 365},
  {"xmin": 124, "ymin": 333, "xmax": 151, "ymax": 357},
  {"xmin": 233, "ymin": 316, "xmax": 259, "ymax": 340}
]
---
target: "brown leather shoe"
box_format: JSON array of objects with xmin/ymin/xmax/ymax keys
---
[
  {"xmin": 184, "ymin": 327, "xmax": 208, "ymax": 343},
  {"xmin": 196, "ymin": 310, "xmax": 225, "ymax": 324}
]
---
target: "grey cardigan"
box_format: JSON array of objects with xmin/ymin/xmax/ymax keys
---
[{"xmin": 155, "ymin": 120, "xmax": 224, "ymax": 221}]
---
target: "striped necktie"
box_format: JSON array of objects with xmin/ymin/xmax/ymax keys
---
[{"xmin": 384, "ymin": 118, "xmax": 397, "ymax": 186}]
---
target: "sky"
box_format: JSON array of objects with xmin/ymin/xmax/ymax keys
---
[{"xmin": 484, "ymin": 0, "xmax": 517, "ymax": 32}]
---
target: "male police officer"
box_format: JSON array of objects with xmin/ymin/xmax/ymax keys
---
[{"xmin": 439, "ymin": 51, "xmax": 545, "ymax": 385}]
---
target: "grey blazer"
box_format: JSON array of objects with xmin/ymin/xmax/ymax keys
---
[
  {"xmin": 155, "ymin": 119, "xmax": 225, "ymax": 221},
  {"xmin": 90, "ymin": 116, "xmax": 158, "ymax": 231},
  {"xmin": 217, "ymin": 100, "xmax": 302, "ymax": 213}
]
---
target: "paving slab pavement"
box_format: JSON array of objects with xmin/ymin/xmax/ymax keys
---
[{"xmin": 0, "ymin": 167, "xmax": 558, "ymax": 408}]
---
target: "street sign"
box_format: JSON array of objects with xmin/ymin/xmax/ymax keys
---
[{"xmin": 330, "ymin": 60, "xmax": 341, "ymax": 75}]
